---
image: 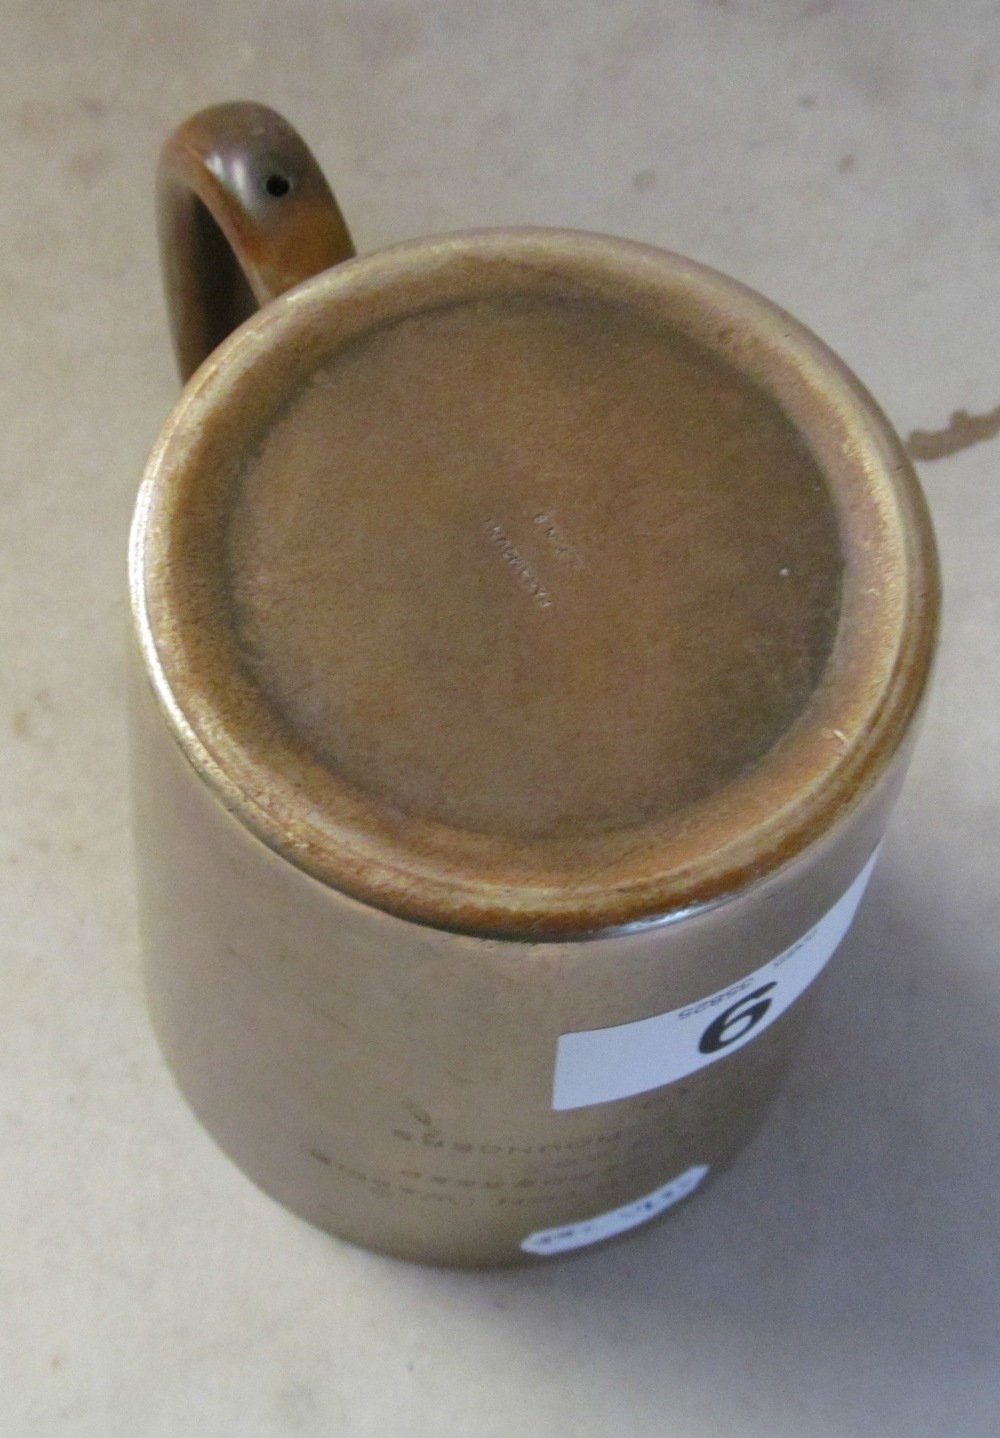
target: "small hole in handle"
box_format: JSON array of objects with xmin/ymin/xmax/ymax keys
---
[{"xmin": 265, "ymin": 173, "xmax": 292, "ymax": 198}]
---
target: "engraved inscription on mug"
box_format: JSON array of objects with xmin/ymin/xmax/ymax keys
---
[{"xmin": 483, "ymin": 520, "xmax": 552, "ymax": 608}]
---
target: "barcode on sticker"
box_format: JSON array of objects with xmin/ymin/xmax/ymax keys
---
[
  {"xmin": 553, "ymin": 849, "xmax": 879, "ymax": 1111},
  {"xmin": 521, "ymin": 1165, "xmax": 709, "ymax": 1256}
]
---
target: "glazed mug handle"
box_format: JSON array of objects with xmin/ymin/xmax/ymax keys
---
[{"xmin": 157, "ymin": 101, "xmax": 356, "ymax": 381}]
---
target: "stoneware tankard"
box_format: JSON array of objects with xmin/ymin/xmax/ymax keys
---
[{"xmin": 129, "ymin": 102, "xmax": 939, "ymax": 1266}]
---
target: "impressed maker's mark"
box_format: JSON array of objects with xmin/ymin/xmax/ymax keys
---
[
  {"xmin": 532, "ymin": 512, "xmax": 584, "ymax": 570},
  {"xmin": 483, "ymin": 521, "xmax": 552, "ymax": 609}
]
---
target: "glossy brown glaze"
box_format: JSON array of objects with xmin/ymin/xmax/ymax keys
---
[{"xmin": 158, "ymin": 102, "xmax": 355, "ymax": 379}]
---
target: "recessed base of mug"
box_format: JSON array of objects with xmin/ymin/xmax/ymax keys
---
[
  {"xmin": 227, "ymin": 290, "xmax": 842, "ymax": 842},
  {"xmin": 133, "ymin": 229, "xmax": 937, "ymax": 937}
]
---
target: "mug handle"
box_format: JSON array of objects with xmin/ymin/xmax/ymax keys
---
[{"xmin": 158, "ymin": 101, "xmax": 356, "ymax": 381}]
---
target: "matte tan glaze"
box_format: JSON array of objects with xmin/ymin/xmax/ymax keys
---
[
  {"xmin": 131, "ymin": 104, "xmax": 939, "ymax": 1264},
  {"xmin": 132, "ymin": 641, "xmax": 908, "ymax": 1267}
]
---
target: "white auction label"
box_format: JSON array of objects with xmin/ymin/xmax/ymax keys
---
[
  {"xmin": 552, "ymin": 850, "xmax": 879, "ymax": 1111},
  {"xmin": 521, "ymin": 1164, "xmax": 710, "ymax": 1256}
]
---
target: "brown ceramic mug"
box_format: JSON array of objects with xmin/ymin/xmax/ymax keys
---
[{"xmin": 129, "ymin": 102, "xmax": 939, "ymax": 1266}]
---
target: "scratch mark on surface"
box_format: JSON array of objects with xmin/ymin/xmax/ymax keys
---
[{"xmin": 906, "ymin": 401, "xmax": 1000, "ymax": 461}]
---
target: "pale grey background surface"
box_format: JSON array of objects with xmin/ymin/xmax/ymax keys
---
[{"xmin": 1, "ymin": 2, "xmax": 997, "ymax": 1434}]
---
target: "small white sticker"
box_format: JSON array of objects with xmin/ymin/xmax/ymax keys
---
[
  {"xmin": 521, "ymin": 1164, "xmax": 710, "ymax": 1256},
  {"xmin": 553, "ymin": 850, "xmax": 879, "ymax": 1111}
]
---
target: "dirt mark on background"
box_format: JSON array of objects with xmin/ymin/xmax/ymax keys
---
[{"xmin": 907, "ymin": 402, "xmax": 1000, "ymax": 461}]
